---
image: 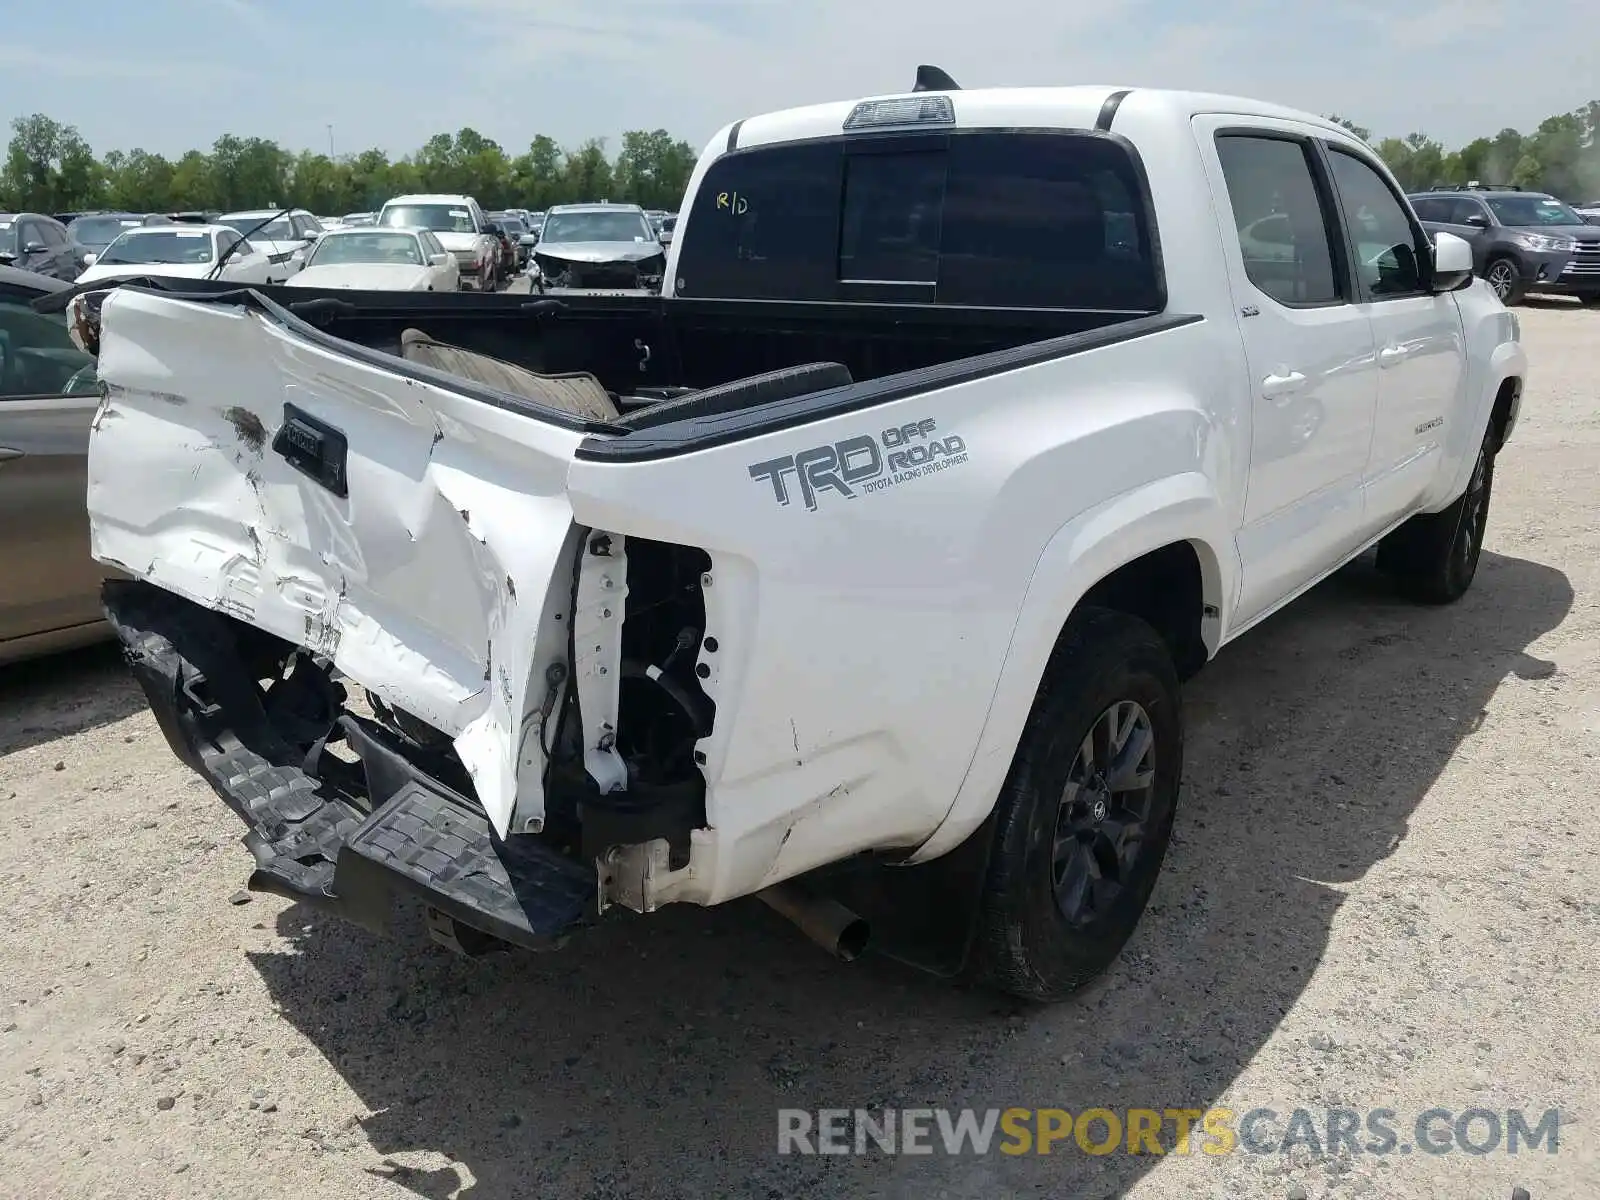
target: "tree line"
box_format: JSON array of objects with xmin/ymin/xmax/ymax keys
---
[
  {"xmin": 3, "ymin": 99, "xmax": 1598, "ymax": 220},
  {"xmin": 0, "ymin": 115, "xmax": 698, "ymax": 216},
  {"xmin": 1323, "ymin": 102, "xmax": 1600, "ymax": 199}
]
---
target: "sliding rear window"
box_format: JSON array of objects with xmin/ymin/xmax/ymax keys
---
[{"xmin": 675, "ymin": 129, "xmax": 1163, "ymax": 310}]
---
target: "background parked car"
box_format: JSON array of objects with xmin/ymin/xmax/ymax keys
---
[
  {"xmin": 215, "ymin": 208, "xmax": 323, "ymax": 277},
  {"xmin": 1409, "ymin": 185, "xmax": 1600, "ymax": 305},
  {"xmin": 65, "ymin": 212, "xmax": 159, "ymax": 271},
  {"xmin": 488, "ymin": 212, "xmax": 531, "ymax": 269},
  {"xmin": 78, "ymin": 225, "xmax": 278, "ymax": 286},
  {"xmin": 531, "ymin": 202, "xmax": 666, "ymax": 292},
  {"xmin": 377, "ymin": 194, "xmax": 499, "ymax": 291},
  {"xmin": 0, "ymin": 213, "xmax": 86, "ymax": 281},
  {"xmin": 286, "ymin": 227, "xmax": 460, "ymax": 291},
  {"xmin": 485, "ymin": 219, "xmax": 516, "ymax": 283},
  {"xmin": 0, "ymin": 265, "xmax": 110, "ymax": 664}
]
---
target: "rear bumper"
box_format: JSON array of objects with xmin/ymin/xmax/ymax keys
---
[{"xmin": 104, "ymin": 579, "xmax": 594, "ymax": 951}]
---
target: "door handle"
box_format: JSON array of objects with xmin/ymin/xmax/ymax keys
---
[
  {"xmin": 1260, "ymin": 371, "xmax": 1307, "ymax": 401},
  {"xmin": 1378, "ymin": 345, "xmax": 1409, "ymax": 368},
  {"xmin": 0, "ymin": 447, "xmax": 23, "ymax": 464}
]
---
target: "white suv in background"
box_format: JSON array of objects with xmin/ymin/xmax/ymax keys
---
[{"xmin": 377, "ymin": 194, "xmax": 500, "ymax": 291}]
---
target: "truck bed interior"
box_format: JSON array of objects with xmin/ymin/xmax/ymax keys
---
[{"xmin": 271, "ymin": 288, "xmax": 1149, "ymax": 429}]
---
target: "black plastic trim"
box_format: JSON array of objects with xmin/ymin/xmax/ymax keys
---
[
  {"xmin": 575, "ymin": 310, "xmax": 1203, "ymax": 463},
  {"xmin": 726, "ymin": 118, "xmax": 745, "ymax": 152},
  {"xmin": 272, "ymin": 402, "xmax": 349, "ymax": 497},
  {"xmin": 1096, "ymin": 89, "xmax": 1132, "ymax": 130},
  {"xmin": 249, "ymin": 289, "xmax": 632, "ymax": 434},
  {"xmin": 78, "ymin": 282, "xmax": 633, "ymax": 436}
]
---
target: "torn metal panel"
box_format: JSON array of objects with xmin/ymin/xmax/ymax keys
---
[
  {"xmin": 572, "ymin": 532, "xmax": 627, "ymax": 794},
  {"xmin": 87, "ymin": 287, "xmax": 587, "ymax": 836}
]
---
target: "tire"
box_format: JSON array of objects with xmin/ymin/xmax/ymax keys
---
[
  {"xmin": 1483, "ymin": 257, "xmax": 1525, "ymax": 305},
  {"xmin": 972, "ymin": 607, "xmax": 1183, "ymax": 1002},
  {"xmin": 1580, "ymin": 295, "xmax": 1600, "ymax": 308},
  {"xmin": 1375, "ymin": 426, "xmax": 1495, "ymax": 604}
]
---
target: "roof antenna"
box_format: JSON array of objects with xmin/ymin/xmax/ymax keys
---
[{"xmin": 913, "ymin": 65, "xmax": 960, "ymax": 92}]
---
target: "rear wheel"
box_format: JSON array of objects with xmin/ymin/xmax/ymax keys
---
[
  {"xmin": 1376, "ymin": 427, "xmax": 1495, "ymax": 604},
  {"xmin": 973, "ymin": 607, "xmax": 1182, "ymax": 1002},
  {"xmin": 1581, "ymin": 295, "xmax": 1600, "ymax": 308},
  {"xmin": 1484, "ymin": 257, "xmax": 1525, "ymax": 305}
]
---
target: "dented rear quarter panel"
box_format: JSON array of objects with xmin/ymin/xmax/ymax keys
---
[{"xmin": 564, "ymin": 315, "xmax": 1243, "ymax": 901}]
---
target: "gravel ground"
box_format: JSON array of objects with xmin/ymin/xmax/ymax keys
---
[{"xmin": 1, "ymin": 302, "xmax": 1596, "ymax": 1199}]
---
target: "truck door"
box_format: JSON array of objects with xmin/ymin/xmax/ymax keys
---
[
  {"xmin": 1194, "ymin": 117, "xmax": 1379, "ymax": 629},
  {"xmin": 1320, "ymin": 145, "xmax": 1464, "ymax": 534}
]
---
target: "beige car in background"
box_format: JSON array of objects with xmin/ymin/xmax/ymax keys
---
[{"xmin": 0, "ymin": 265, "xmax": 113, "ymax": 665}]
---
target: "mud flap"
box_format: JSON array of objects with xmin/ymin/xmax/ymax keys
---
[{"xmin": 807, "ymin": 809, "xmax": 1001, "ymax": 979}]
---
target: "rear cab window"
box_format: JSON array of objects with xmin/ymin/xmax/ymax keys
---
[
  {"xmin": 1213, "ymin": 134, "xmax": 1343, "ymax": 307},
  {"xmin": 674, "ymin": 130, "xmax": 1163, "ymax": 310}
]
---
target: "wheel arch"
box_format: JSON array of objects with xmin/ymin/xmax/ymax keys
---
[
  {"xmin": 1482, "ymin": 247, "xmax": 1525, "ymax": 275},
  {"xmin": 907, "ymin": 472, "xmax": 1234, "ymax": 864}
]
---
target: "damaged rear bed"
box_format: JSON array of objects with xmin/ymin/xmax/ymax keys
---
[{"xmin": 80, "ymin": 278, "xmax": 1196, "ymax": 965}]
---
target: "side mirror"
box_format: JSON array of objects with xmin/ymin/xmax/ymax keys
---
[
  {"xmin": 1430, "ymin": 231, "xmax": 1475, "ymax": 293},
  {"xmin": 0, "ymin": 251, "xmax": 15, "ymax": 264},
  {"xmin": 83, "ymin": 252, "xmax": 98, "ymax": 266},
  {"xmin": 1463, "ymin": 213, "xmax": 1491, "ymax": 229},
  {"xmin": 22, "ymin": 240, "xmax": 47, "ymax": 255},
  {"xmin": 429, "ymin": 252, "xmax": 450, "ymax": 267}
]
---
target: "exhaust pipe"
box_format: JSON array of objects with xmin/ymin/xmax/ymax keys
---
[{"xmin": 757, "ymin": 883, "xmax": 870, "ymax": 962}]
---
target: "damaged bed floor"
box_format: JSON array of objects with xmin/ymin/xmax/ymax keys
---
[{"xmin": 2, "ymin": 304, "xmax": 1597, "ymax": 1200}]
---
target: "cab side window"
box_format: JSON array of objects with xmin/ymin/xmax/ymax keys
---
[
  {"xmin": 1325, "ymin": 149, "xmax": 1427, "ymax": 298},
  {"xmin": 0, "ymin": 297, "xmax": 96, "ymax": 399},
  {"xmin": 1215, "ymin": 134, "xmax": 1342, "ymax": 306}
]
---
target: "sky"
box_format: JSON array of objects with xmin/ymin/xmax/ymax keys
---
[{"xmin": 0, "ymin": 0, "xmax": 1594, "ymax": 162}]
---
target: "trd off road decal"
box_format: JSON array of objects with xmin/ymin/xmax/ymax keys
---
[{"xmin": 747, "ymin": 418, "xmax": 969, "ymax": 511}]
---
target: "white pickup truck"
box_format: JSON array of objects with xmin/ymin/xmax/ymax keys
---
[{"xmin": 76, "ymin": 71, "xmax": 1525, "ymax": 1001}]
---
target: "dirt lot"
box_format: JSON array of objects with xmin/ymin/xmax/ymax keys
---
[{"xmin": 2, "ymin": 303, "xmax": 1597, "ymax": 1199}]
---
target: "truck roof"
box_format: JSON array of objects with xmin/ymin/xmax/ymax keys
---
[
  {"xmin": 383, "ymin": 194, "xmax": 479, "ymax": 206},
  {"xmin": 547, "ymin": 202, "xmax": 646, "ymax": 214},
  {"xmin": 717, "ymin": 85, "xmax": 1352, "ymax": 151},
  {"xmin": 220, "ymin": 208, "xmax": 315, "ymax": 220}
]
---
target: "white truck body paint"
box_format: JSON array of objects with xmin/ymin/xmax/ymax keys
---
[{"xmin": 86, "ymin": 83, "xmax": 1528, "ymax": 908}]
